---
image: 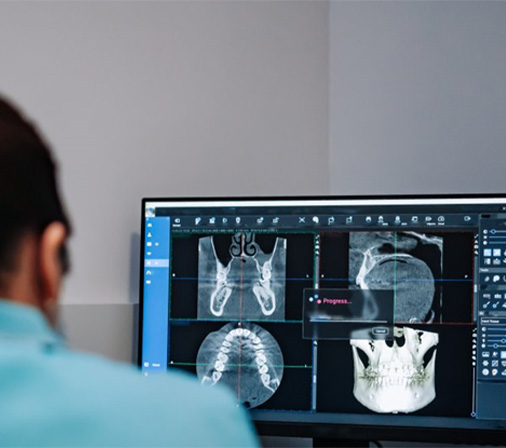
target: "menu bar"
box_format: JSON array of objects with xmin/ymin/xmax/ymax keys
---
[{"xmin": 168, "ymin": 214, "xmax": 478, "ymax": 230}]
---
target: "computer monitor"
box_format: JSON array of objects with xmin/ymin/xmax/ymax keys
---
[{"xmin": 139, "ymin": 195, "xmax": 506, "ymax": 445}]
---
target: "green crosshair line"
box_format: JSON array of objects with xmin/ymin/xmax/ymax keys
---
[{"xmin": 170, "ymin": 362, "xmax": 311, "ymax": 369}]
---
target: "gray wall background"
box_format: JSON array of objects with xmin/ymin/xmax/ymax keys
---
[
  {"xmin": 0, "ymin": 1, "xmax": 329, "ymax": 306},
  {"xmin": 4, "ymin": 0, "xmax": 505, "ymax": 312},
  {"xmin": 330, "ymin": 0, "xmax": 506, "ymax": 196}
]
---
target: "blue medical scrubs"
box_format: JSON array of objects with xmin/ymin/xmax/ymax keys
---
[{"xmin": 0, "ymin": 300, "xmax": 259, "ymax": 447}]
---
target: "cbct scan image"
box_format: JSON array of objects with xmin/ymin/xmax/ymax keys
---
[
  {"xmin": 350, "ymin": 326, "xmax": 439, "ymax": 414},
  {"xmin": 169, "ymin": 232, "xmax": 313, "ymax": 321},
  {"xmin": 198, "ymin": 233, "xmax": 287, "ymax": 320},
  {"xmin": 350, "ymin": 232, "xmax": 443, "ymax": 323},
  {"xmin": 196, "ymin": 322, "xmax": 284, "ymax": 408},
  {"xmin": 316, "ymin": 324, "xmax": 472, "ymax": 418}
]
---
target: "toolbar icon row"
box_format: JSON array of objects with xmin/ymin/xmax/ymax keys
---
[{"xmin": 171, "ymin": 214, "xmax": 474, "ymax": 228}]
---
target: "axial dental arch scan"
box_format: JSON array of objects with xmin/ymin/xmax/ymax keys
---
[
  {"xmin": 196, "ymin": 322, "xmax": 284, "ymax": 408},
  {"xmin": 142, "ymin": 197, "xmax": 506, "ymax": 433}
]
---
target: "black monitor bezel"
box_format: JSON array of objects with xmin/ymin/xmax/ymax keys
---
[{"xmin": 138, "ymin": 193, "xmax": 506, "ymax": 445}]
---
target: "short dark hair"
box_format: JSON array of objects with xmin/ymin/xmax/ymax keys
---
[{"xmin": 0, "ymin": 95, "xmax": 71, "ymax": 283}]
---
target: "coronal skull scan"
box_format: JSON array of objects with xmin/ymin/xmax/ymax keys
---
[
  {"xmin": 350, "ymin": 326, "xmax": 438, "ymax": 414},
  {"xmin": 350, "ymin": 232, "xmax": 443, "ymax": 323},
  {"xmin": 196, "ymin": 322, "xmax": 284, "ymax": 408},
  {"xmin": 198, "ymin": 233, "xmax": 287, "ymax": 320}
]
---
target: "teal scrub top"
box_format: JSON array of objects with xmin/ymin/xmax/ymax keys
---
[{"xmin": 0, "ymin": 300, "xmax": 259, "ymax": 447}]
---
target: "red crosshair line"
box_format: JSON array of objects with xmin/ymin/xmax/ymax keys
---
[{"xmin": 237, "ymin": 232, "xmax": 244, "ymax": 404}]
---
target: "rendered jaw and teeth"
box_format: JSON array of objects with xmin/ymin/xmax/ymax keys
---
[{"xmin": 350, "ymin": 327, "xmax": 438, "ymax": 414}]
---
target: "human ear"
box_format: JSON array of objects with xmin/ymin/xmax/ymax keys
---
[{"xmin": 38, "ymin": 222, "xmax": 67, "ymax": 310}]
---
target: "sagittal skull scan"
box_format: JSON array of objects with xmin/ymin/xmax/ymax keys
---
[
  {"xmin": 350, "ymin": 232, "xmax": 443, "ymax": 323},
  {"xmin": 198, "ymin": 233, "xmax": 287, "ymax": 320},
  {"xmin": 196, "ymin": 322, "xmax": 284, "ymax": 408},
  {"xmin": 350, "ymin": 326, "xmax": 438, "ymax": 413}
]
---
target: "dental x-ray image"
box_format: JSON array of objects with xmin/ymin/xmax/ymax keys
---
[
  {"xmin": 349, "ymin": 232, "xmax": 443, "ymax": 323},
  {"xmin": 350, "ymin": 326, "xmax": 439, "ymax": 414},
  {"xmin": 196, "ymin": 322, "xmax": 284, "ymax": 408},
  {"xmin": 197, "ymin": 233, "xmax": 287, "ymax": 320},
  {"xmin": 316, "ymin": 324, "xmax": 472, "ymax": 417}
]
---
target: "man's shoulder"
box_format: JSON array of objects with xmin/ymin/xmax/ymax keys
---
[
  {"xmin": 2, "ymin": 346, "xmax": 258, "ymax": 447},
  {"xmin": 48, "ymin": 348, "xmax": 258, "ymax": 446},
  {"xmin": 52, "ymin": 348, "xmax": 232, "ymax": 410}
]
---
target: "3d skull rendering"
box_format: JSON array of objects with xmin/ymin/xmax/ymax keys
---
[{"xmin": 350, "ymin": 326, "xmax": 438, "ymax": 413}]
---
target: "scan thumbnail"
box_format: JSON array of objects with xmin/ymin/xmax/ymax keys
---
[
  {"xmin": 197, "ymin": 233, "xmax": 287, "ymax": 320},
  {"xmin": 350, "ymin": 326, "xmax": 438, "ymax": 413},
  {"xmin": 196, "ymin": 322, "xmax": 284, "ymax": 408},
  {"xmin": 316, "ymin": 324, "xmax": 472, "ymax": 418},
  {"xmin": 350, "ymin": 231, "xmax": 443, "ymax": 323}
]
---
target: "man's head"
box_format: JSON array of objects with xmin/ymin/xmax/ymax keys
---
[{"xmin": 0, "ymin": 95, "xmax": 71, "ymax": 324}]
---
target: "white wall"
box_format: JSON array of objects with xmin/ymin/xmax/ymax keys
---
[
  {"xmin": 330, "ymin": 1, "xmax": 506, "ymax": 196},
  {"xmin": 0, "ymin": 1, "xmax": 329, "ymax": 304}
]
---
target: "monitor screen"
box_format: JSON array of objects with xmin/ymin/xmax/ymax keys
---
[{"xmin": 139, "ymin": 195, "xmax": 506, "ymax": 443}]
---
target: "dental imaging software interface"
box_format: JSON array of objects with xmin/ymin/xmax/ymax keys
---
[{"xmin": 140, "ymin": 197, "xmax": 506, "ymax": 427}]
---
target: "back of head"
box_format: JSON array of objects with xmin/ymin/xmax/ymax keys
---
[{"xmin": 0, "ymin": 95, "xmax": 71, "ymax": 291}]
